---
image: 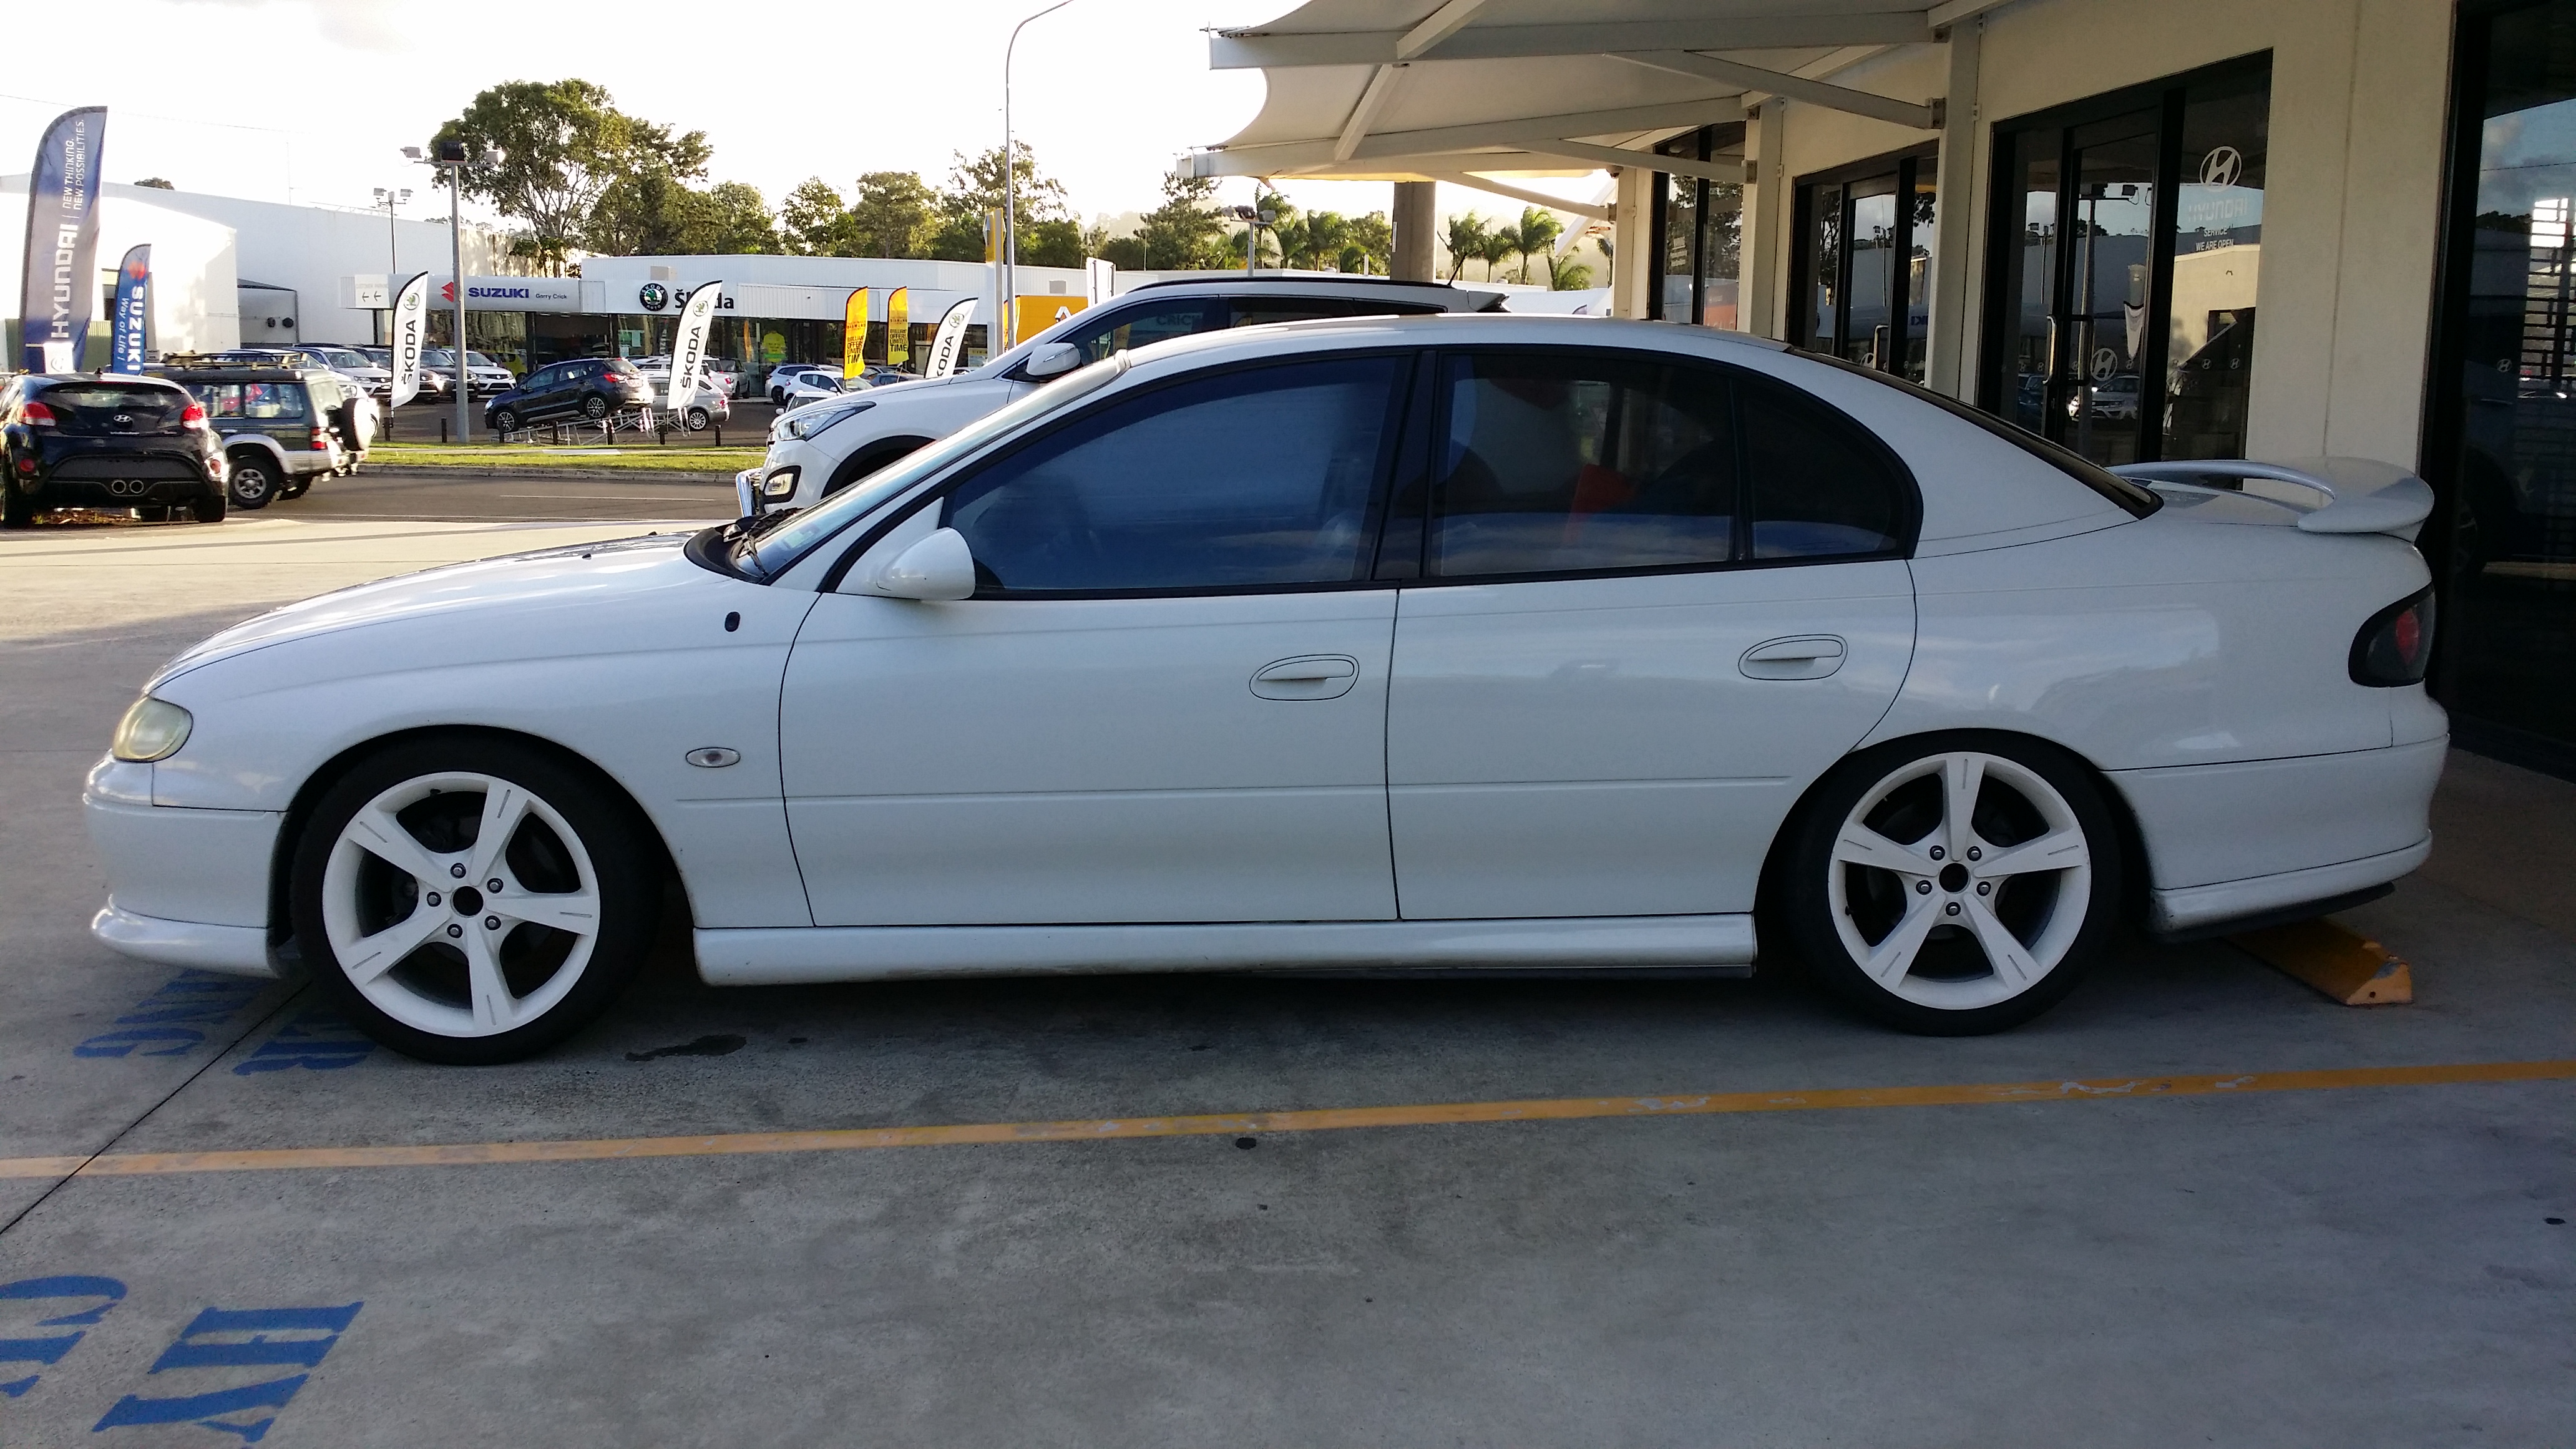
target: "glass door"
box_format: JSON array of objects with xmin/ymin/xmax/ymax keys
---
[{"xmin": 1793, "ymin": 152, "xmax": 1936, "ymax": 380}]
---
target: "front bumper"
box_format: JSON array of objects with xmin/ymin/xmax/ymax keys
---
[
  {"xmin": 90, "ymin": 902, "xmax": 279, "ymax": 977},
  {"xmin": 84, "ymin": 757, "xmax": 283, "ymax": 979}
]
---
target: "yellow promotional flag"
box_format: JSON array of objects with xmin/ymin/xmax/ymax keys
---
[
  {"xmin": 886, "ymin": 287, "xmax": 910, "ymax": 368},
  {"xmin": 1013, "ymin": 295, "xmax": 1088, "ymax": 344},
  {"xmin": 842, "ymin": 287, "xmax": 869, "ymax": 378}
]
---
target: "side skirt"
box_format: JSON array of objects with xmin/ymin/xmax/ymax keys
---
[{"xmin": 695, "ymin": 915, "xmax": 1759, "ymax": 987}]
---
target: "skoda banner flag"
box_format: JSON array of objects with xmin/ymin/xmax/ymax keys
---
[
  {"xmin": 107, "ymin": 245, "xmax": 150, "ymax": 373},
  {"xmin": 668, "ymin": 280, "xmax": 724, "ymax": 411},
  {"xmin": 18, "ymin": 107, "xmax": 108, "ymax": 372},
  {"xmin": 842, "ymin": 287, "xmax": 869, "ymax": 381},
  {"xmin": 885, "ymin": 287, "xmax": 909, "ymax": 368},
  {"xmin": 386, "ymin": 271, "xmax": 432, "ymax": 407},
  {"xmin": 925, "ymin": 296, "xmax": 978, "ymax": 380}
]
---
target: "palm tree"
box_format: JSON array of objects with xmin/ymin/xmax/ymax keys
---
[
  {"xmin": 1477, "ymin": 227, "xmax": 1517, "ymax": 281},
  {"xmin": 1442, "ymin": 212, "xmax": 1489, "ymax": 281},
  {"xmin": 1514, "ymin": 207, "xmax": 1563, "ymax": 284}
]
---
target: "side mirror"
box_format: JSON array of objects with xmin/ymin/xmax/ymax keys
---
[
  {"xmin": 873, "ymin": 527, "xmax": 978, "ymax": 601},
  {"xmin": 734, "ymin": 473, "xmax": 765, "ymax": 520},
  {"xmin": 1022, "ymin": 342, "xmax": 1082, "ymax": 381}
]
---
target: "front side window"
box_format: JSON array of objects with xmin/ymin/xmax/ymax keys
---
[
  {"xmin": 1060, "ymin": 300, "xmax": 1222, "ymax": 364},
  {"xmin": 945, "ymin": 355, "xmax": 1404, "ymax": 593},
  {"xmin": 1424, "ymin": 353, "xmax": 1738, "ymax": 577}
]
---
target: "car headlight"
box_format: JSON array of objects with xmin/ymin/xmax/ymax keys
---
[
  {"xmin": 112, "ymin": 696, "xmax": 193, "ymax": 762},
  {"xmin": 774, "ymin": 399, "xmax": 874, "ymax": 444}
]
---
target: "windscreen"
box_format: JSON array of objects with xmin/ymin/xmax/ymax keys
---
[{"xmin": 37, "ymin": 382, "xmax": 190, "ymax": 433}]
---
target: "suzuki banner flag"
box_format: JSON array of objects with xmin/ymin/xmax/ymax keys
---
[
  {"xmin": 18, "ymin": 107, "xmax": 107, "ymax": 371},
  {"xmin": 107, "ymin": 245, "xmax": 150, "ymax": 373},
  {"xmin": 668, "ymin": 280, "xmax": 723, "ymax": 411},
  {"xmin": 386, "ymin": 271, "xmax": 432, "ymax": 407},
  {"xmin": 842, "ymin": 287, "xmax": 869, "ymax": 380},
  {"xmin": 925, "ymin": 296, "xmax": 978, "ymax": 379},
  {"xmin": 885, "ymin": 288, "xmax": 909, "ymax": 368}
]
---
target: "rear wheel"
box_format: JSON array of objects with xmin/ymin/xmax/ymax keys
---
[
  {"xmin": 1780, "ymin": 733, "xmax": 2120, "ymax": 1035},
  {"xmin": 683, "ymin": 406, "xmax": 711, "ymax": 431},
  {"xmin": 291, "ymin": 738, "xmax": 660, "ymax": 1064},
  {"xmin": 580, "ymin": 393, "xmax": 610, "ymax": 420},
  {"xmin": 226, "ymin": 455, "xmax": 276, "ymax": 510},
  {"xmin": 190, "ymin": 490, "xmax": 227, "ymax": 524},
  {"xmin": 4, "ymin": 479, "xmax": 38, "ymax": 529}
]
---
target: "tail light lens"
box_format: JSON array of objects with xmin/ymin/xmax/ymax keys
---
[
  {"xmin": 2351, "ymin": 587, "xmax": 2436, "ymax": 686},
  {"xmin": 22, "ymin": 401, "xmax": 57, "ymax": 427},
  {"xmin": 180, "ymin": 402, "xmax": 208, "ymax": 429},
  {"xmin": 310, "ymin": 426, "xmax": 330, "ymax": 451}
]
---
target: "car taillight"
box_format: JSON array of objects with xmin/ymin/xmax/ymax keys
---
[
  {"xmin": 22, "ymin": 401, "xmax": 56, "ymax": 427},
  {"xmin": 181, "ymin": 402, "xmax": 207, "ymax": 429},
  {"xmin": 2350, "ymin": 587, "xmax": 2436, "ymax": 686},
  {"xmin": 310, "ymin": 426, "xmax": 330, "ymax": 451}
]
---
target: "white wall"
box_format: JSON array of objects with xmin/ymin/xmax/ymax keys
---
[{"xmin": 0, "ymin": 180, "xmax": 242, "ymax": 356}]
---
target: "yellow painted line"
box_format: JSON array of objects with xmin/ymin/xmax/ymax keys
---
[{"xmin": 6, "ymin": 1058, "xmax": 2570, "ymax": 1183}]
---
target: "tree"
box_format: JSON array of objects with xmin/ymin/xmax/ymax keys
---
[
  {"xmin": 134, "ymin": 177, "xmax": 175, "ymax": 190},
  {"xmin": 1441, "ymin": 212, "xmax": 1489, "ymax": 281},
  {"xmin": 1132, "ymin": 173, "xmax": 1230, "ymax": 270},
  {"xmin": 688, "ymin": 182, "xmax": 779, "ymax": 254},
  {"xmin": 929, "ymin": 143, "xmax": 1071, "ymax": 261},
  {"xmin": 1476, "ymin": 225, "xmax": 1517, "ymax": 282},
  {"xmin": 587, "ymin": 173, "xmax": 778, "ymax": 256},
  {"xmin": 847, "ymin": 172, "xmax": 936, "ymax": 258},
  {"xmin": 432, "ymin": 79, "xmax": 710, "ymax": 265},
  {"xmin": 780, "ymin": 178, "xmax": 852, "ymax": 255},
  {"xmin": 1513, "ymin": 207, "xmax": 1563, "ymax": 284},
  {"xmin": 1339, "ymin": 212, "xmax": 1393, "ymax": 274}
]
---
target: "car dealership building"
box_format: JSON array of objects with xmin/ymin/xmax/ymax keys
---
[{"xmin": 1186, "ymin": 0, "xmax": 2576, "ymax": 775}]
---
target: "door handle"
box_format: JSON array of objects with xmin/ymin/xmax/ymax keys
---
[
  {"xmin": 1740, "ymin": 635, "xmax": 1847, "ymax": 680},
  {"xmin": 1250, "ymin": 655, "xmax": 1361, "ymax": 700}
]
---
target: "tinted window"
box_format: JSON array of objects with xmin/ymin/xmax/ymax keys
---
[
  {"xmin": 1229, "ymin": 297, "xmax": 1444, "ymax": 328},
  {"xmin": 1425, "ymin": 352, "xmax": 1737, "ymax": 577},
  {"xmin": 34, "ymin": 382, "xmax": 188, "ymax": 432},
  {"xmin": 1739, "ymin": 378, "xmax": 1910, "ymax": 559},
  {"xmin": 944, "ymin": 356, "xmax": 1403, "ymax": 593},
  {"xmin": 525, "ymin": 365, "xmax": 564, "ymax": 388},
  {"xmin": 1061, "ymin": 300, "xmax": 1222, "ymax": 364},
  {"xmin": 195, "ymin": 382, "xmax": 309, "ymax": 422}
]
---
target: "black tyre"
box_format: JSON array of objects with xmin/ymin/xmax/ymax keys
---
[
  {"xmin": 683, "ymin": 406, "xmax": 711, "ymax": 431},
  {"xmin": 580, "ymin": 393, "xmax": 610, "ymax": 420},
  {"xmin": 290, "ymin": 736, "xmax": 661, "ymax": 1064},
  {"xmin": 283, "ymin": 477, "xmax": 313, "ymax": 499},
  {"xmin": 191, "ymin": 490, "xmax": 227, "ymax": 524},
  {"xmin": 227, "ymin": 455, "xmax": 277, "ymax": 510},
  {"xmin": 491, "ymin": 407, "xmax": 521, "ymax": 434},
  {"xmin": 1778, "ymin": 732, "xmax": 2122, "ymax": 1035}
]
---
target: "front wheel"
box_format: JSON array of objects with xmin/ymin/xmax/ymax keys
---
[
  {"xmin": 490, "ymin": 407, "xmax": 520, "ymax": 434},
  {"xmin": 227, "ymin": 456, "xmax": 277, "ymax": 510},
  {"xmin": 1779, "ymin": 734, "xmax": 2121, "ymax": 1035},
  {"xmin": 290, "ymin": 738, "xmax": 660, "ymax": 1063}
]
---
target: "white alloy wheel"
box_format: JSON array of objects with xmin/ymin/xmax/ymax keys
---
[
  {"xmin": 318, "ymin": 771, "xmax": 602, "ymax": 1038},
  {"xmin": 1823, "ymin": 749, "xmax": 2094, "ymax": 1012}
]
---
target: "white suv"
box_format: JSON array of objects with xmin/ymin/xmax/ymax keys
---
[{"xmin": 745, "ymin": 278, "xmax": 1500, "ymax": 511}]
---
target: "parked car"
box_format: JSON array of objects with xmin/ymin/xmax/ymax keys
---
[
  {"xmin": 283, "ymin": 345, "xmax": 396, "ymax": 403},
  {"xmin": 82, "ymin": 315, "xmax": 2445, "ymax": 1063},
  {"xmin": 776, "ymin": 372, "xmax": 863, "ymax": 411},
  {"xmin": 424, "ymin": 349, "xmax": 515, "ymax": 398},
  {"xmin": 748, "ymin": 276, "xmax": 1503, "ymax": 510},
  {"xmin": 766, "ymin": 364, "xmax": 842, "ymax": 404},
  {"xmin": 626, "ymin": 360, "xmax": 735, "ymax": 431},
  {"xmin": 1, "ymin": 373, "xmax": 228, "ymax": 525},
  {"xmin": 357, "ymin": 344, "xmax": 448, "ymax": 402},
  {"xmin": 154, "ymin": 360, "xmax": 360, "ymax": 509},
  {"xmin": 484, "ymin": 357, "xmax": 655, "ymax": 433}
]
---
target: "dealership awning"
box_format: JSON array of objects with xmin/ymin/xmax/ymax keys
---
[{"xmin": 1184, "ymin": 0, "xmax": 2007, "ymax": 191}]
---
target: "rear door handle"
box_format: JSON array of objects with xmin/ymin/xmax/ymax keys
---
[
  {"xmin": 1740, "ymin": 635, "xmax": 1847, "ymax": 680},
  {"xmin": 1251, "ymin": 654, "xmax": 1361, "ymax": 700}
]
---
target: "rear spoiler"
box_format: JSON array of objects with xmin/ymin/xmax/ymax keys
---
[{"xmin": 2110, "ymin": 457, "xmax": 2434, "ymax": 540}]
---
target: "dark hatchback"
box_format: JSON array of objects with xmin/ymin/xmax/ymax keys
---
[
  {"xmin": 2, "ymin": 374, "xmax": 227, "ymax": 526},
  {"xmin": 485, "ymin": 356, "xmax": 655, "ymax": 433}
]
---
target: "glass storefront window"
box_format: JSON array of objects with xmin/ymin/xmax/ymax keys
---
[
  {"xmin": 2167, "ymin": 70, "xmax": 2268, "ymax": 459},
  {"xmin": 1793, "ymin": 151, "xmax": 1934, "ymax": 379},
  {"xmin": 1651, "ymin": 125, "xmax": 1744, "ymax": 328}
]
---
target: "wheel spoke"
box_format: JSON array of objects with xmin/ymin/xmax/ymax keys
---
[
  {"xmin": 1942, "ymin": 753, "xmax": 1987, "ymax": 860},
  {"xmin": 1833, "ymin": 824, "xmax": 1928, "ymax": 878},
  {"xmin": 1862, "ymin": 898, "xmax": 1942, "ymax": 987},
  {"xmin": 1963, "ymin": 897, "xmax": 2043, "ymax": 987},
  {"xmin": 464, "ymin": 784, "xmax": 532, "ymax": 887},
  {"xmin": 461, "ymin": 925, "xmax": 516, "ymax": 1031},
  {"xmin": 348, "ymin": 804, "xmax": 442, "ymax": 884},
  {"xmin": 496, "ymin": 889, "xmax": 599, "ymax": 936},
  {"xmin": 1978, "ymin": 827, "xmax": 2089, "ymax": 880},
  {"xmin": 341, "ymin": 907, "xmax": 444, "ymax": 985}
]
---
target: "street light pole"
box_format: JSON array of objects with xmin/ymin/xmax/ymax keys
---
[
  {"xmin": 409, "ymin": 142, "xmax": 483, "ymax": 442},
  {"xmin": 1003, "ymin": 0, "xmax": 1075, "ymax": 352},
  {"xmin": 372, "ymin": 186, "xmax": 411, "ymax": 346}
]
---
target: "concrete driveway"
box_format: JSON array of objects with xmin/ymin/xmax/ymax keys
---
[{"xmin": 1, "ymin": 502, "xmax": 2568, "ymax": 1447}]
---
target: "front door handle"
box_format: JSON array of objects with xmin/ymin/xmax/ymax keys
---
[
  {"xmin": 1251, "ymin": 654, "xmax": 1361, "ymax": 700},
  {"xmin": 1740, "ymin": 635, "xmax": 1847, "ymax": 680}
]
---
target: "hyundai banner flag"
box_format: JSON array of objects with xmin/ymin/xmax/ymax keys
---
[
  {"xmin": 668, "ymin": 280, "xmax": 723, "ymax": 411},
  {"xmin": 387, "ymin": 271, "xmax": 432, "ymax": 406},
  {"xmin": 107, "ymin": 245, "xmax": 150, "ymax": 373},
  {"xmin": 925, "ymin": 296, "xmax": 977, "ymax": 379},
  {"xmin": 19, "ymin": 107, "xmax": 108, "ymax": 371}
]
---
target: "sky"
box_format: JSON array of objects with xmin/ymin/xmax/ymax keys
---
[{"xmin": 3, "ymin": 0, "xmax": 1607, "ymax": 239}]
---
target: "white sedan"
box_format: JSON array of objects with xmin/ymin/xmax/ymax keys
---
[{"xmin": 83, "ymin": 316, "xmax": 2446, "ymax": 1063}]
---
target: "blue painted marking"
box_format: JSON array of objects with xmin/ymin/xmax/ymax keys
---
[
  {"xmin": 0, "ymin": 1276, "xmax": 125, "ymax": 1398},
  {"xmin": 78, "ymin": 972, "xmax": 264, "ymax": 1059},
  {"xmin": 94, "ymin": 1302, "xmax": 359, "ymax": 1441},
  {"xmin": 232, "ymin": 1009, "xmax": 375, "ymax": 1075}
]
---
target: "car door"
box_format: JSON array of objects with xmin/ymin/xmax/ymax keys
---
[
  {"xmin": 515, "ymin": 364, "xmax": 565, "ymax": 418},
  {"xmin": 778, "ymin": 351, "xmax": 1411, "ymax": 926},
  {"xmin": 1383, "ymin": 348, "xmax": 1919, "ymax": 920}
]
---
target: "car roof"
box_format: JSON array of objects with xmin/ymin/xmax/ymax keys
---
[
  {"xmin": 29, "ymin": 373, "xmax": 188, "ymax": 390},
  {"xmin": 1121, "ymin": 275, "xmax": 1503, "ymax": 310},
  {"xmin": 1108, "ymin": 311, "xmax": 1790, "ymax": 372}
]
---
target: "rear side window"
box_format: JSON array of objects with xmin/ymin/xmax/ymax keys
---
[
  {"xmin": 194, "ymin": 383, "xmax": 309, "ymax": 422},
  {"xmin": 1740, "ymin": 377, "xmax": 1911, "ymax": 559},
  {"xmin": 1424, "ymin": 352, "xmax": 1738, "ymax": 578},
  {"xmin": 945, "ymin": 356, "xmax": 1404, "ymax": 593}
]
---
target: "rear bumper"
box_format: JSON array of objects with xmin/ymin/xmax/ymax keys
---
[
  {"xmin": 31, "ymin": 474, "xmax": 217, "ymax": 505},
  {"xmin": 2147, "ymin": 837, "xmax": 2430, "ymax": 936}
]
